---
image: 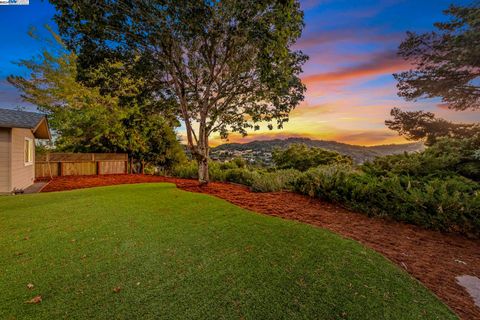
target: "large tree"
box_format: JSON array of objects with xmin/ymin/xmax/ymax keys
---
[
  {"xmin": 394, "ymin": 3, "xmax": 480, "ymax": 111},
  {"xmin": 8, "ymin": 28, "xmax": 185, "ymax": 171},
  {"xmin": 51, "ymin": 0, "xmax": 307, "ymax": 184},
  {"xmin": 385, "ymin": 107, "xmax": 480, "ymax": 146}
]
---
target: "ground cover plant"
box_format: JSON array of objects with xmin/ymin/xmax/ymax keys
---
[{"xmin": 0, "ymin": 183, "xmax": 456, "ymax": 319}]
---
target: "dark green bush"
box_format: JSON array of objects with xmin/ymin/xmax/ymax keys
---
[
  {"xmin": 363, "ymin": 135, "xmax": 480, "ymax": 181},
  {"xmin": 272, "ymin": 143, "xmax": 352, "ymax": 171},
  {"xmin": 293, "ymin": 164, "xmax": 480, "ymax": 237}
]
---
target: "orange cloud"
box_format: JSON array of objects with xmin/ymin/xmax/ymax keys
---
[
  {"xmin": 331, "ymin": 130, "xmax": 406, "ymax": 146},
  {"xmin": 290, "ymin": 102, "xmax": 333, "ymax": 117},
  {"xmin": 436, "ymin": 103, "xmax": 451, "ymax": 110},
  {"xmin": 302, "ymin": 51, "xmax": 410, "ymax": 85}
]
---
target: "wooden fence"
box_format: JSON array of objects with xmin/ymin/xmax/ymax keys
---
[{"xmin": 35, "ymin": 153, "xmax": 128, "ymax": 178}]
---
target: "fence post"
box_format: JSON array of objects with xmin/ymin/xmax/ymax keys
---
[
  {"xmin": 59, "ymin": 162, "xmax": 63, "ymax": 176},
  {"xmin": 92, "ymin": 154, "xmax": 99, "ymax": 175}
]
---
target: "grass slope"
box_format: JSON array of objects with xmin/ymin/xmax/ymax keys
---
[{"xmin": 0, "ymin": 183, "xmax": 455, "ymax": 319}]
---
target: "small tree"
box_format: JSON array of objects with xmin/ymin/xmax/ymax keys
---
[
  {"xmin": 394, "ymin": 3, "xmax": 480, "ymax": 111},
  {"xmin": 51, "ymin": 0, "xmax": 308, "ymax": 184},
  {"xmin": 386, "ymin": 107, "xmax": 480, "ymax": 146}
]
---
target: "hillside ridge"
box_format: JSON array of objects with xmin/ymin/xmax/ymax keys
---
[{"xmin": 212, "ymin": 137, "xmax": 425, "ymax": 163}]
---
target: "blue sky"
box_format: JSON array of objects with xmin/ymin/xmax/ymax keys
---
[{"xmin": 0, "ymin": 0, "xmax": 478, "ymax": 145}]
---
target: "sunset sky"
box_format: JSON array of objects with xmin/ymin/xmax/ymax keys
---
[{"xmin": 0, "ymin": 0, "xmax": 478, "ymax": 146}]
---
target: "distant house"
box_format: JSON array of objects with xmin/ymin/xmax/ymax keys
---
[{"xmin": 0, "ymin": 108, "xmax": 51, "ymax": 194}]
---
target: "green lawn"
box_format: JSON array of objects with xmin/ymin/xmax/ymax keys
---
[{"xmin": 0, "ymin": 183, "xmax": 455, "ymax": 319}]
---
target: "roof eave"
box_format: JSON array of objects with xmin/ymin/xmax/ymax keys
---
[{"xmin": 32, "ymin": 117, "xmax": 52, "ymax": 140}]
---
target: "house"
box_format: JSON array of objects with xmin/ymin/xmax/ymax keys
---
[{"xmin": 0, "ymin": 108, "xmax": 51, "ymax": 194}]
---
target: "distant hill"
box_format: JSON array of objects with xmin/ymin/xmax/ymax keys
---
[{"xmin": 211, "ymin": 137, "xmax": 425, "ymax": 164}]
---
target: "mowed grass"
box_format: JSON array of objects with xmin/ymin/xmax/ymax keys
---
[{"xmin": 0, "ymin": 183, "xmax": 456, "ymax": 319}]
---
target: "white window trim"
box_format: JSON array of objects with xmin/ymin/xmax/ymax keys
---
[{"xmin": 24, "ymin": 137, "xmax": 34, "ymax": 166}]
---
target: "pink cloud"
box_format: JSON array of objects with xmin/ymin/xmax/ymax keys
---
[
  {"xmin": 302, "ymin": 51, "xmax": 411, "ymax": 85},
  {"xmin": 436, "ymin": 103, "xmax": 451, "ymax": 110}
]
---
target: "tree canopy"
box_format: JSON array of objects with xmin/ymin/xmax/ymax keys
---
[
  {"xmin": 385, "ymin": 107, "xmax": 480, "ymax": 146},
  {"xmin": 50, "ymin": 0, "xmax": 308, "ymax": 183},
  {"xmin": 394, "ymin": 3, "xmax": 480, "ymax": 111},
  {"xmin": 8, "ymin": 28, "xmax": 185, "ymax": 170},
  {"xmin": 363, "ymin": 134, "xmax": 480, "ymax": 182}
]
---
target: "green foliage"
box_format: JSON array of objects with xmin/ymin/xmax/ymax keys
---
[
  {"xmin": 291, "ymin": 138, "xmax": 480, "ymax": 237},
  {"xmin": 250, "ymin": 169, "xmax": 302, "ymax": 192},
  {"xmin": 394, "ymin": 3, "xmax": 480, "ymax": 111},
  {"xmin": 385, "ymin": 107, "xmax": 480, "ymax": 146},
  {"xmin": 140, "ymin": 118, "xmax": 187, "ymax": 169},
  {"xmin": 172, "ymin": 161, "xmax": 299, "ymax": 192},
  {"xmin": 173, "ymin": 136, "xmax": 480, "ymax": 236},
  {"xmin": 171, "ymin": 161, "xmax": 198, "ymax": 179},
  {"xmin": 272, "ymin": 144, "xmax": 352, "ymax": 171},
  {"xmin": 8, "ymin": 28, "xmax": 185, "ymax": 170},
  {"xmin": 218, "ymin": 157, "xmax": 247, "ymax": 170},
  {"xmin": 224, "ymin": 168, "xmax": 260, "ymax": 186},
  {"xmin": 51, "ymin": 0, "xmax": 308, "ymax": 183},
  {"xmin": 293, "ymin": 165, "xmax": 480, "ymax": 237},
  {"xmin": 363, "ymin": 135, "xmax": 480, "ymax": 181}
]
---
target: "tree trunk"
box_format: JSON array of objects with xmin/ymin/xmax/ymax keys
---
[
  {"xmin": 196, "ymin": 123, "xmax": 210, "ymax": 185},
  {"xmin": 197, "ymin": 156, "xmax": 209, "ymax": 185},
  {"xmin": 129, "ymin": 157, "xmax": 134, "ymax": 174}
]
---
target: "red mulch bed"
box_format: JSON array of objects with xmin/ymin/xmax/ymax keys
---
[{"xmin": 41, "ymin": 174, "xmax": 480, "ymax": 319}]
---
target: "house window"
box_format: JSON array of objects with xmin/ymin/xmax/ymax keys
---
[{"xmin": 24, "ymin": 138, "xmax": 33, "ymax": 166}]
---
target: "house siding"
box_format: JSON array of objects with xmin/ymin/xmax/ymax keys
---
[
  {"xmin": 10, "ymin": 128, "xmax": 35, "ymax": 191},
  {"xmin": 0, "ymin": 128, "xmax": 11, "ymax": 193}
]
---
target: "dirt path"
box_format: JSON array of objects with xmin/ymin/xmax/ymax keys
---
[{"xmin": 41, "ymin": 174, "xmax": 480, "ymax": 319}]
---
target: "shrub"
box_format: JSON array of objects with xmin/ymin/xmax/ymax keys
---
[
  {"xmin": 225, "ymin": 168, "xmax": 259, "ymax": 186},
  {"xmin": 272, "ymin": 143, "xmax": 352, "ymax": 171},
  {"xmin": 171, "ymin": 161, "xmax": 300, "ymax": 192},
  {"xmin": 293, "ymin": 164, "xmax": 480, "ymax": 237},
  {"xmin": 171, "ymin": 161, "xmax": 198, "ymax": 179},
  {"xmin": 250, "ymin": 169, "xmax": 302, "ymax": 192},
  {"xmin": 363, "ymin": 135, "xmax": 480, "ymax": 181}
]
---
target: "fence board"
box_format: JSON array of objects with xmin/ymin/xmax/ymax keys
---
[
  {"xmin": 49, "ymin": 153, "xmax": 93, "ymax": 162},
  {"xmin": 35, "ymin": 153, "xmax": 128, "ymax": 178},
  {"xmin": 62, "ymin": 162, "xmax": 97, "ymax": 176},
  {"xmin": 100, "ymin": 161, "xmax": 127, "ymax": 174},
  {"xmin": 95, "ymin": 153, "xmax": 128, "ymax": 161},
  {"xmin": 35, "ymin": 162, "xmax": 59, "ymax": 178}
]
